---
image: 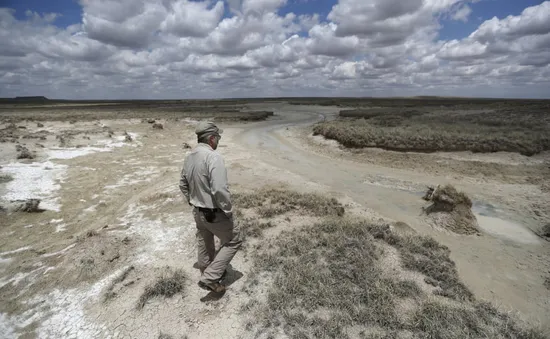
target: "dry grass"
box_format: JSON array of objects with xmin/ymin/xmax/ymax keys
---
[
  {"xmin": 243, "ymin": 219, "xmax": 544, "ymax": 338},
  {"xmin": 233, "ymin": 188, "xmax": 345, "ymax": 239},
  {"xmin": 103, "ymin": 266, "xmax": 135, "ymax": 302},
  {"xmin": 313, "ymin": 107, "xmax": 550, "ymax": 156},
  {"xmin": 139, "ymin": 192, "xmax": 178, "ymax": 203},
  {"xmin": 137, "ymin": 269, "xmax": 186, "ymax": 310},
  {"xmin": 233, "ymin": 187, "xmax": 345, "ymax": 219}
]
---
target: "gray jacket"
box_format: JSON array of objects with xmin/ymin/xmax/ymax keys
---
[{"xmin": 179, "ymin": 143, "xmax": 233, "ymax": 218}]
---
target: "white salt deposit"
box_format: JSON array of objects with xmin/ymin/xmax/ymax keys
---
[
  {"xmin": 55, "ymin": 224, "xmax": 67, "ymax": 232},
  {"xmin": 46, "ymin": 133, "xmax": 139, "ymax": 160},
  {"xmin": 104, "ymin": 167, "xmax": 160, "ymax": 192},
  {"xmin": 117, "ymin": 204, "xmax": 194, "ymax": 263},
  {"xmin": 46, "ymin": 147, "xmax": 110, "ymax": 160},
  {"xmin": 0, "ymin": 246, "xmax": 32, "ymax": 257},
  {"xmin": 41, "ymin": 244, "xmax": 76, "ymax": 258},
  {"xmin": 1, "ymin": 161, "xmax": 67, "ymax": 211},
  {"xmin": 1, "ymin": 132, "xmax": 141, "ymax": 212},
  {"xmin": 1, "ymin": 269, "xmax": 122, "ymax": 338}
]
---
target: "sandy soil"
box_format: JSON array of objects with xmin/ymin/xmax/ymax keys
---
[{"xmin": 0, "ymin": 103, "xmax": 549, "ymax": 338}]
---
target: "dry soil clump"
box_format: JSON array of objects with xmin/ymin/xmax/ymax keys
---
[{"xmin": 422, "ymin": 185, "xmax": 480, "ymax": 235}]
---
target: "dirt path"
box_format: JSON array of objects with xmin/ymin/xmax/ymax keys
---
[{"xmin": 1, "ymin": 104, "xmax": 549, "ymax": 337}]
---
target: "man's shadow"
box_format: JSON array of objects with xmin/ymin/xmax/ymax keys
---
[{"xmin": 193, "ymin": 262, "xmax": 244, "ymax": 302}]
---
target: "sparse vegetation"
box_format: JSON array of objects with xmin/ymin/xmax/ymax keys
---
[
  {"xmin": 313, "ymin": 106, "xmax": 550, "ymax": 156},
  {"xmin": 137, "ymin": 269, "xmax": 186, "ymax": 310},
  {"xmin": 233, "ymin": 188, "xmax": 345, "ymax": 239},
  {"xmin": 0, "ymin": 99, "xmax": 274, "ymax": 122},
  {"xmin": 233, "ymin": 187, "xmax": 345, "ymax": 219},
  {"xmin": 243, "ymin": 218, "xmax": 542, "ymax": 338}
]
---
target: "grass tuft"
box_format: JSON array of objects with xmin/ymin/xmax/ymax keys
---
[
  {"xmin": 103, "ymin": 266, "xmax": 135, "ymax": 302},
  {"xmin": 137, "ymin": 269, "xmax": 186, "ymax": 310}
]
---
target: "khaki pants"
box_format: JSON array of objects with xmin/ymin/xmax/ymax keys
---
[{"xmin": 193, "ymin": 208, "xmax": 242, "ymax": 284}]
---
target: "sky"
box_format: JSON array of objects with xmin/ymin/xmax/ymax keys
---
[{"xmin": 0, "ymin": 0, "xmax": 549, "ymax": 99}]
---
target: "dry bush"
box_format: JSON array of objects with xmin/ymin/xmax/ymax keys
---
[
  {"xmin": 13, "ymin": 199, "xmax": 44, "ymax": 213},
  {"xmin": 243, "ymin": 219, "xmax": 543, "ymax": 338},
  {"xmin": 137, "ymin": 269, "xmax": 186, "ymax": 310},
  {"xmin": 0, "ymin": 173, "xmax": 14, "ymax": 183},
  {"xmin": 313, "ymin": 107, "xmax": 550, "ymax": 156}
]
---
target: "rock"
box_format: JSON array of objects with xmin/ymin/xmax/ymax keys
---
[
  {"xmin": 147, "ymin": 119, "xmax": 156, "ymax": 124},
  {"xmin": 37, "ymin": 122, "xmax": 44, "ymax": 127},
  {"xmin": 17, "ymin": 126, "xmax": 27, "ymax": 129},
  {"xmin": 16, "ymin": 145, "xmax": 34, "ymax": 159},
  {"xmin": 182, "ymin": 142, "xmax": 191, "ymax": 149},
  {"xmin": 152, "ymin": 123, "xmax": 164, "ymax": 130},
  {"xmin": 13, "ymin": 199, "xmax": 44, "ymax": 213},
  {"xmin": 123, "ymin": 131, "xmax": 133, "ymax": 142},
  {"xmin": 541, "ymin": 224, "xmax": 550, "ymax": 238}
]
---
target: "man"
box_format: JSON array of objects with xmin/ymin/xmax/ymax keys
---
[{"xmin": 179, "ymin": 121, "xmax": 241, "ymax": 294}]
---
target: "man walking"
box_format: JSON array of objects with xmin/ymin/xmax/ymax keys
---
[{"xmin": 179, "ymin": 121, "xmax": 241, "ymax": 294}]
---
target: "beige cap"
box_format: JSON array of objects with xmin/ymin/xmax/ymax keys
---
[{"xmin": 195, "ymin": 121, "xmax": 223, "ymax": 137}]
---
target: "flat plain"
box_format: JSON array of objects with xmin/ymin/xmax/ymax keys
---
[{"xmin": 1, "ymin": 98, "xmax": 549, "ymax": 338}]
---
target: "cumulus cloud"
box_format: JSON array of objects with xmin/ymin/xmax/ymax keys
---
[
  {"xmin": 0, "ymin": 0, "xmax": 549, "ymax": 99},
  {"xmin": 161, "ymin": 0, "xmax": 224, "ymax": 37}
]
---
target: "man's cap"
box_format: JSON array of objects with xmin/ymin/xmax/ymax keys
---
[{"xmin": 195, "ymin": 121, "xmax": 223, "ymax": 137}]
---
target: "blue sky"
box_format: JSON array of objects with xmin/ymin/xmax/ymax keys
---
[{"xmin": 4, "ymin": 0, "xmax": 546, "ymax": 40}]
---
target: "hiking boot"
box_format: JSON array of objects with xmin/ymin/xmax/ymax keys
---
[{"xmin": 198, "ymin": 280, "xmax": 226, "ymax": 293}]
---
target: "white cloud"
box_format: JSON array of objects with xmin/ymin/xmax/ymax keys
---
[
  {"xmin": 451, "ymin": 4, "xmax": 472, "ymax": 22},
  {"xmin": 0, "ymin": 0, "xmax": 549, "ymax": 99},
  {"xmin": 161, "ymin": 0, "xmax": 224, "ymax": 37},
  {"xmin": 81, "ymin": 0, "xmax": 166, "ymax": 48}
]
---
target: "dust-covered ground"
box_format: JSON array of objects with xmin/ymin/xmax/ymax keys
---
[{"xmin": 1, "ymin": 101, "xmax": 549, "ymax": 338}]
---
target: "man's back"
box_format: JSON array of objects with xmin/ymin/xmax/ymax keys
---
[{"xmin": 180, "ymin": 143, "xmax": 233, "ymax": 216}]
